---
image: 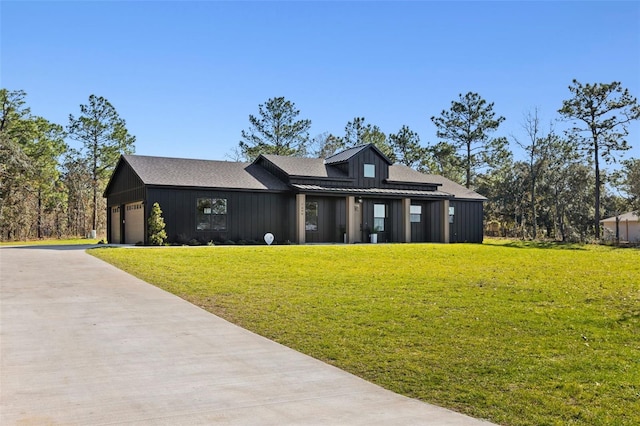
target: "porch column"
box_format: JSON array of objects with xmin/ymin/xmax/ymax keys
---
[
  {"xmin": 442, "ymin": 199, "xmax": 450, "ymax": 243},
  {"xmin": 402, "ymin": 198, "xmax": 411, "ymax": 243},
  {"xmin": 296, "ymin": 193, "xmax": 306, "ymax": 244},
  {"xmin": 346, "ymin": 196, "xmax": 355, "ymax": 243}
]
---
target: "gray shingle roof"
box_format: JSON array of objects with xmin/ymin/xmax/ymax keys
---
[
  {"xmin": 261, "ymin": 155, "xmax": 349, "ymax": 179},
  {"xmin": 118, "ymin": 153, "xmax": 486, "ymax": 201},
  {"xmin": 388, "ymin": 165, "xmax": 487, "ymax": 201},
  {"xmin": 122, "ymin": 155, "xmax": 290, "ymax": 191}
]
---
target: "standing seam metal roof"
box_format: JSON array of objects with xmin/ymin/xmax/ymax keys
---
[
  {"xmin": 323, "ymin": 145, "xmax": 369, "ymax": 164},
  {"xmin": 291, "ymin": 184, "xmax": 452, "ymax": 198}
]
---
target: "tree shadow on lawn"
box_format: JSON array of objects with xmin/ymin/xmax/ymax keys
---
[{"xmin": 483, "ymin": 240, "xmax": 588, "ymax": 250}]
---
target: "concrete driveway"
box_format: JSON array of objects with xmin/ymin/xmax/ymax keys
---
[{"xmin": 1, "ymin": 246, "xmax": 494, "ymax": 425}]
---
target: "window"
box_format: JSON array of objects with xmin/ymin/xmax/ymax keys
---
[
  {"xmin": 364, "ymin": 163, "xmax": 375, "ymax": 178},
  {"xmin": 410, "ymin": 205, "xmax": 422, "ymax": 223},
  {"xmin": 373, "ymin": 203, "xmax": 386, "ymax": 231},
  {"xmin": 196, "ymin": 198, "xmax": 227, "ymax": 231},
  {"xmin": 305, "ymin": 201, "xmax": 318, "ymax": 231}
]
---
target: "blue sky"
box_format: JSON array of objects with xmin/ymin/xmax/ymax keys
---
[{"xmin": 2, "ymin": 1, "xmax": 639, "ymax": 164}]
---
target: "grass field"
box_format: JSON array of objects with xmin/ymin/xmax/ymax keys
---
[{"xmin": 89, "ymin": 240, "xmax": 639, "ymax": 425}]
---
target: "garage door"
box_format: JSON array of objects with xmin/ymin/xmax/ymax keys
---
[
  {"xmin": 124, "ymin": 202, "xmax": 145, "ymax": 244},
  {"xmin": 110, "ymin": 206, "xmax": 121, "ymax": 244}
]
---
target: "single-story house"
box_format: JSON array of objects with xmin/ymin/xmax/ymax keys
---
[
  {"xmin": 601, "ymin": 211, "xmax": 640, "ymax": 243},
  {"xmin": 104, "ymin": 144, "xmax": 487, "ymax": 245}
]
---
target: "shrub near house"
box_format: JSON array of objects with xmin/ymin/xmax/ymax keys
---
[{"xmin": 147, "ymin": 202, "xmax": 167, "ymax": 246}]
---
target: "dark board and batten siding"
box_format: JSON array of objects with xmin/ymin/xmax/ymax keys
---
[
  {"xmin": 411, "ymin": 200, "xmax": 445, "ymax": 243},
  {"xmin": 306, "ymin": 196, "xmax": 334, "ymax": 243},
  {"xmin": 449, "ymin": 201, "xmax": 484, "ymax": 243},
  {"xmin": 349, "ymin": 149, "xmax": 389, "ymax": 188},
  {"xmin": 147, "ymin": 188, "xmax": 295, "ymax": 244},
  {"xmin": 105, "ymin": 160, "xmax": 145, "ymax": 207},
  {"xmin": 424, "ymin": 200, "xmax": 445, "ymax": 242},
  {"xmin": 105, "ymin": 162, "xmax": 146, "ymax": 244},
  {"xmin": 304, "ymin": 196, "xmax": 348, "ymax": 243}
]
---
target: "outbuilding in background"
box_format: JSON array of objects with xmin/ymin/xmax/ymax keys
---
[{"xmin": 601, "ymin": 211, "xmax": 640, "ymax": 243}]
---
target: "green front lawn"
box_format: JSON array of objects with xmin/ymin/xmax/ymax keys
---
[{"xmin": 89, "ymin": 241, "xmax": 639, "ymax": 425}]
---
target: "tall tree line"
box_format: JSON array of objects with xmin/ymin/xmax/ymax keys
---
[
  {"xmin": 240, "ymin": 83, "xmax": 639, "ymax": 242},
  {"xmin": 0, "ymin": 89, "xmax": 135, "ymax": 241},
  {"xmin": 1, "ymin": 81, "xmax": 637, "ymax": 242}
]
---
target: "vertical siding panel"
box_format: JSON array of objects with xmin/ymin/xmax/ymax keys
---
[
  {"xmin": 410, "ymin": 201, "xmax": 428, "ymax": 242},
  {"xmin": 433, "ymin": 200, "xmax": 444, "ymax": 243},
  {"xmin": 226, "ymin": 192, "xmax": 235, "ymax": 241},
  {"xmin": 235, "ymin": 193, "xmax": 246, "ymax": 241},
  {"xmin": 336, "ymin": 198, "xmax": 346, "ymax": 242},
  {"xmin": 287, "ymin": 196, "xmax": 296, "ymax": 243},
  {"xmin": 450, "ymin": 201, "xmax": 458, "ymax": 243},
  {"xmin": 250, "ymin": 195, "xmax": 257, "ymax": 239},
  {"xmin": 444, "ymin": 200, "xmax": 483, "ymax": 243},
  {"xmin": 257, "ymin": 193, "xmax": 262, "ymax": 240},
  {"xmin": 266, "ymin": 194, "xmax": 272, "ymax": 240},
  {"xmin": 390, "ymin": 199, "xmax": 401, "ymax": 243}
]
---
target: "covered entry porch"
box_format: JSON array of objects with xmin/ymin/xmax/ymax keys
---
[{"xmin": 293, "ymin": 192, "xmax": 452, "ymax": 244}]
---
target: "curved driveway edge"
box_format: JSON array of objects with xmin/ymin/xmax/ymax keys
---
[{"xmin": 1, "ymin": 246, "xmax": 495, "ymax": 425}]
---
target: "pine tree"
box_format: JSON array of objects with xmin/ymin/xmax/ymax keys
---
[
  {"xmin": 431, "ymin": 92, "xmax": 509, "ymax": 189},
  {"xmin": 239, "ymin": 97, "xmax": 311, "ymax": 161},
  {"xmin": 558, "ymin": 80, "xmax": 640, "ymax": 238},
  {"xmin": 68, "ymin": 95, "xmax": 135, "ymax": 235}
]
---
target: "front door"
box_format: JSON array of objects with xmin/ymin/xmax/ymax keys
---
[{"xmin": 410, "ymin": 203, "xmax": 426, "ymax": 242}]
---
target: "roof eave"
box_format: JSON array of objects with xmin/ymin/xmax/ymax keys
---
[
  {"xmin": 145, "ymin": 183, "xmax": 290, "ymax": 193},
  {"xmin": 384, "ymin": 179, "xmax": 443, "ymax": 188},
  {"xmin": 289, "ymin": 175, "xmax": 352, "ymax": 182}
]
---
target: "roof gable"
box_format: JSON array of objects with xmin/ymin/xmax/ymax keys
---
[
  {"xmin": 103, "ymin": 155, "xmax": 145, "ymax": 197},
  {"xmin": 324, "ymin": 144, "xmax": 392, "ymax": 165}
]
